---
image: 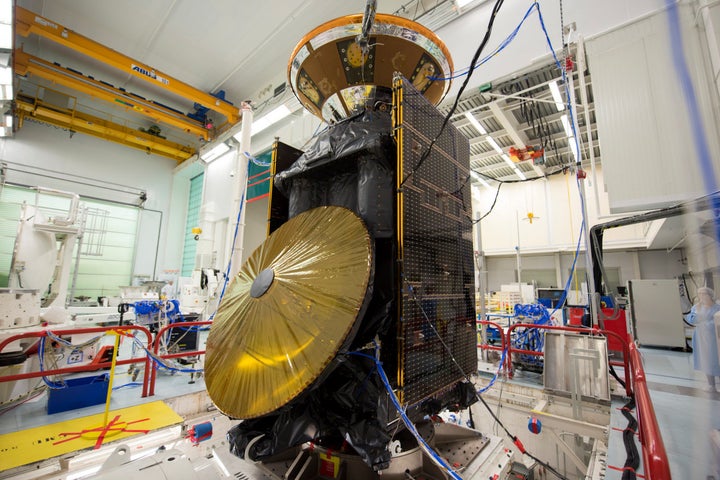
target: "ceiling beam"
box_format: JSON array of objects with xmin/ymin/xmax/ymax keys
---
[{"xmin": 487, "ymin": 100, "xmax": 545, "ymax": 178}]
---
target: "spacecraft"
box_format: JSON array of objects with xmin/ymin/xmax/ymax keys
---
[{"xmin": 205, "ymin": 10, "xmax": 482, "ymax": 476}]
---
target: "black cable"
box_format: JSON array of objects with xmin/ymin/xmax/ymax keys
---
[
  {"xmin": 399, "ymin": 0, "xmax": 505, "ymax": 188},
  {"xmin": 620, "ymin": 397, "xmax": 640, "ymax": 480},
  {"xmin": 407, "ymin": 284, "xmax": 570, "ymax": 480},
  {"xmin": 469, "ymin": 165, "xmax": 572, "ymax": 224},
  {"xmin": 473, "ymin": 182, "xmax": 502, "ymax": 223},
  {"xmin": 609, "ymin": 365, "xmax": 626, "ymax": 390},
  {"xmin": 476, "ymin": 395, "xmax": 569, "ymax": 480}
]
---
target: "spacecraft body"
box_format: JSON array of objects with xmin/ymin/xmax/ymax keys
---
[{"xmin": 205, "ymin": 13, "xmax": 477, "ymax": 471}]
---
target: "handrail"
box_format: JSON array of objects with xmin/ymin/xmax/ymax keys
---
[
  {"xmin": 477, "ymin": 319, "xmax": 508, "ymax": 373},
  {"xmin": 628, "ymin": 342, "xmax": 671, "ymax": 480},
  {"xmin": 0, "ymin": 325, "xmax": 154, "ymax": 397},
  {"xmin": 147, "ymin": 321, "xmax": 212, "ymax": 396},
  {"xmin": 505, "ymin": 323, "xmax": 632, "ymax": 397}
]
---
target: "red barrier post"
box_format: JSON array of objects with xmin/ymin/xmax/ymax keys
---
[
  {"xmin": 628, "ymin": 342, "xmax": 671, "ymax": 480},
  {"xmin": 477, "ymin": 319, "xmax": 509, "ymax": 375},
  {"xmin": 0, "ymin": 325, "xmax": 154, "ymax": 397},
  {"xmin": 147, "ymin": 321, "xmax": 212, "ymax": 396}
]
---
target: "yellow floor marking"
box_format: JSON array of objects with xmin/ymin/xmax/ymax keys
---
[{"xmin": 0, "ymin": 401, "xmax": 183, "ymax": 471}]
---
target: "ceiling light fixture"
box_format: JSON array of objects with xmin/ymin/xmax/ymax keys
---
[
  {"xmin": 486, "ymin": 136, "xmax": 503, "ymax": 155},
  {"xmin": 248, "ymin": 104, "xmax": 291, "ymax": 136},
  {"xmin": 560, "ymin": 114, "xmax": 573, "ymax": 138},
  {"xmin": 464, "ymin": 111, "xmax": 487, "ymax": 135},
  {"xmin": 569, "ymin": 137, "xmax": 579, "ymax": 161},
  {"xmin": 470, "ymin": 170, "xmax": 491, "ymax": 188},
  {"xmin": 501, "ymin": 153, "xmax": 515, "ymax": 168},
  {"xmin": 548, "ymin": 80, "xmax": 564, "ymax": 111},
  {"xmin": 456, "ymin": 0, "xmax": 475, "ymax": 8},
  {"xmin": 0, "ymin": 0, "xmax": 11, "ymax": 25},
  {"xmin": 200, "ymin": 142, "xmax": 230, "ymax": 163},
  {"xmin": 500, "ymin": 153, "xmax": 526, "ymax": 180}
]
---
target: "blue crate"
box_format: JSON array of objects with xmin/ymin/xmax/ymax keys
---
[{"xmin": 47, "ymin": 374, "xmax": 109, "ymax": 414}]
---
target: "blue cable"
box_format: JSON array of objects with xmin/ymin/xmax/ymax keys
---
[
  {"xmin": 38, "ymin": 336, "xmax": 67, "ymax": 390},
  {"xmin": 129, "ymin": 334, "xmax": 204, "ymax": 374},
  {"xmin": 213, "ymin": 158, "xmax": 249, "ymax": 316},
  {"xmin": 665, "ymin": 0, "xmax": 720, "ymax": 249},
  {"xmin": 431, "ymin": 2, "xmax": 539, "ymax": 81},
  {"xmin": 550, "ymin": 220, "xmax": 585, "ymax": 319},
  {"xmin": 366, "ymin": 342, "xmax": 463, "ymax": 480},
  {"xmin": 431, "ymin": 2, "xmax": 582, "ymax": 164},
  {"xmin": 244, "ymin": 151, "xmax": 271, "ymax": 167},
  {"xmin": 113, "ymin": 382, "xmax": 143, "ymax": 390},
  {"xmin": 477, "ymin": 346, "xmax": 507, "ymax": 394}
]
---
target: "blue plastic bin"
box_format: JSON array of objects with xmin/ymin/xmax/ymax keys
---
[{"xmin": 46, "ymin": 374, "xmax": 109, "ymax": 414}]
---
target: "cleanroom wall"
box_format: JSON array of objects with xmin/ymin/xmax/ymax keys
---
[{"xmin": 0, "ymin": 120, "xmax": 185, "ymax": 284}]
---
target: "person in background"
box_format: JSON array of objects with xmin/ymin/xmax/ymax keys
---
[
  {"xmin": 161, "ymin": 279, "xmax": 176, "ymax": 299},
  {"xmin": 687, "ymin": 286, "xmax": 720, "ymax": 392}
]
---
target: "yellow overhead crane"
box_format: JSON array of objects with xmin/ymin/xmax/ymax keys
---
[
  {"xmin": 15, "ymin": 6, "xmax": 241, "ymax": 125},
  {"xmin": 14, "ymin": 49, "xmax": 210, "ymax": 141},
  {"xmin": 16, "ymin": 91, "xmax": 196, "ymax": 163}
]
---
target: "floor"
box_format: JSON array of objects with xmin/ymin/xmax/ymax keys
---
[
  {"xmin": 1, "ymin": 345, "xmax": 718, "ymax": 479},
  {"xmin": 0, "ymin": 362, "xmax": 207, "ymax": 435},
  {"xmin": 634, "ymin": 348, "xmax": 720, "ymax": 480}
]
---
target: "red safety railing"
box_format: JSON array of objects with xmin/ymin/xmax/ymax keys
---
[
  {"xmin": 628, "ymin": 342, "xmax": 671, "ymax": 480},
  {"xmin": 147, "ymin": 321, "xmax": 212, "ymax": 396},
  {"xmin": 496, "ymin": 321, "xmax": 670, "ymax": 479},
  {"xmin": 0, "ymin": 325, "xmax": 154, "ymax": 397},
  {"xmin": 477, "ymin": 320, "xmax": 509, "ymax": 373}
]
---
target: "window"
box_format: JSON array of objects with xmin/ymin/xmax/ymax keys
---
[
  {"xmin": 0, "ymin": 185, "xmax": 137, "ymax": 300},
  {"xmin": 181, "ymin": 173, "xmax": 204, "ymax": 277}
]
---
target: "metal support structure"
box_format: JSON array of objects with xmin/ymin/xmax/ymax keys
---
[
  {"xmin": 16, "ymin": 96, "xmax": 196, "ymax": 162},
  {"xmin": 473, "ymin": 211, "xmax": 487, "ymax": 358},
  {"xmin": 576, "ymin": 36, "xmax": 601, "ymax": 216},
  {"xmin": 487, "ymin": 100, "xmax": 545, "ymax": 178},
  {"xmin": 565, "ymin": 52, "xmax": 600, "ymax": 327},
  {"xmin": 15, "ymin": 6, "xmax": 240, "ymax": 124},
  {"xmin": 14, "ymin": 49, "xmax": 209, "ymax": 140},
  {"xmin": 226, "ymin": 103, "xmax": 253, "ymax": 279}
]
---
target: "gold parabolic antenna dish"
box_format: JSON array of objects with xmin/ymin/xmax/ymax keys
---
[{"xmin": 205, "ymin": 206, "xmax": 374, "ymax": 419}]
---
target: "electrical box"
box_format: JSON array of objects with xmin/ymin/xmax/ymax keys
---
[{"xmin": 628, "ymin": 279, "xmax": 686, "ymax": 348}]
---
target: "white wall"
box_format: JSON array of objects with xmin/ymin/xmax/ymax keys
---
[
  {"xmin": 485, "ymin": 249, "xmax": 688, "ymax": 293},
  {"xmin": 587, "ymin": 3, "xmax": 720, "ymax": 212},
  {"xmin": 472, "ymin": 166, "xmax": 654, "ymax": 256},
  {"xmin": 1, "ymin": 120, "xmax": 182, "ymax": 279}
]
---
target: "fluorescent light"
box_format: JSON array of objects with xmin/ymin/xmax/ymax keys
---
[
  {"xmin": 569, "ymin": 137, "xmax": 579, "ymax": 161},
  {"xmin": 0, "ymin": 65, "xmax": 11, "ymax": 84},
  {"xmin": 200, "ymin": 142, "xmax": 230, "ymax": 162},
  {"xmin": 251, "ymin": 104, "xmax": 291, "ymax": 136},
  {"xmin": 1, "ymin": 84, "xmax": 12, "ymax": 101},
  {"xmin": 560, "ymin": 114, "xmax": 573, "ymax": 137},
  {"xmin": 548, "ymin": 81, "xmax": 564, "ymax": 111},
  {"xmin": 486, "ymin": 136, "xmax": 503, "ymax": 154},
  {"xmin": 0, "ymin": 0, "xmax": 11, "ymax": 25},
  {"xmin": 470, "ymin": 170, "xmax": 491, "ymax": 188},
  {"xmin": 456, "ymin": 0, "xmax": 474, "ymax": 8},
  {"xmin": 513, "ymin": 167, "xmax": 527, "ymax": 180},
  {"xmin": 0, "ymin": 23, "xmax": 9, "ymax": 49},
  {"xmin": 464, "ymin": 111, "xmax": 487, "ymax": 135}
]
